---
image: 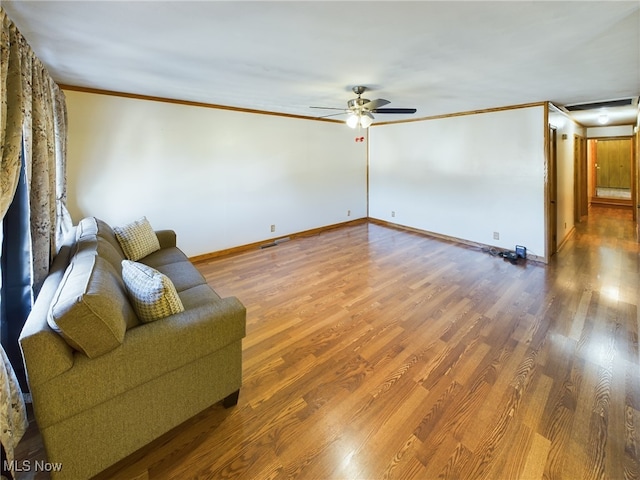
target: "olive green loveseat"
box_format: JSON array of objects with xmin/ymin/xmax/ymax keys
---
[{"xmin": 19, "ymin": 217, "xmax": 246, "ymax": 479}]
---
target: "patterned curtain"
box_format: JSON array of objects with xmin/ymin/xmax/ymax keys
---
[
  {"xmin": 0, "ymin": 10, "xmax": 25, "ymax": 222},
  {"xmin": 0, "ymin": 7, "xmax": 71, "ymax": 291},
  {"xmin": 0, "ymin": 9, "xmax": 71, "ymax": 463}
]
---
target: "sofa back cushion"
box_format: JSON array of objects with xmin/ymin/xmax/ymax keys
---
[
  {"xmin": 74, "ymin": 234, "xmax": 125, "ymax": 272},
  {"xmin": 48, "ymin": 255, "xmax": 138, "ymax": 358},
  {"xmin": 76, "ymin": 216, "xmax": 126, "ymax": 257}
]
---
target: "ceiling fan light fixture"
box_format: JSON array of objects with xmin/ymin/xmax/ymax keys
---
[
  {"xmin": 360, "ymin": 115, "xmax": 373, "ymax": 128},
  {"xmin": 346, "ymin": 114, "xmax": 359, "ymax": 128}
]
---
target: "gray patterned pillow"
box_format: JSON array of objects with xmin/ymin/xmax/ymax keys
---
[
  {"xmin": 121, "ymin": 260, "xmax": 184, "ymax": 323},
  {"xmin": 113, "ymin": 217, "xmax": 160, "ymax": 261}
]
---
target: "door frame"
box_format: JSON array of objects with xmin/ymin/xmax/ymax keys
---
[
  {"xmin": 546, "ymin": 121, "xmax": 558, "ymax": 261},
  {"xmin": 574, "ymin": 134, "xmax": 588, "ymax": 222},
  {"xmin": 633, "ymin": 130, "xmax": 638, "ymax": 226}
]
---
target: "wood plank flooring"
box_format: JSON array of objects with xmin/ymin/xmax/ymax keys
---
[{"xmin": 14, "ymin": 206, "xmax": 639, "ymax": 479}]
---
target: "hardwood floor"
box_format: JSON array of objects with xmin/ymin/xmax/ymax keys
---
[{"xmin": 14, "ymin": 206, "xmax": 639, "ymax": 479}]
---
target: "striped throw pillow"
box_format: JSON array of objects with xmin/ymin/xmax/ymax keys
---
[
  {"xmin": 113, "ymin": 217, "xmax": 160, "ymax": 261},
  {"xmin": 121, "ymin": 260, "xmax": 184, "ymax": 323}
]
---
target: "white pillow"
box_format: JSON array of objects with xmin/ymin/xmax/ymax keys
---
[
  {"xmin": 113, "ymin": 217, "xmax": 160, "ymax": 261},
  {"xmin": 121, "ymin": 260, "xmax": 184, "ymax": 323}
]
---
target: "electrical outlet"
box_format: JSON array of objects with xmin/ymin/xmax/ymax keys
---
[
  {"xmin": 270, "ymin": 225, "xmax": 276, "ymax": 233},
  {"xmin": 493, "ymin": 232, "xmax": 500, "ymax": 240},
  {"xmin": 392, "ymin": 211, "xmax": 396, "ymax": 218}
]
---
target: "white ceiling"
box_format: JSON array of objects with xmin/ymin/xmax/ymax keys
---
[{"xmin": 3, "ymin": 1, "xmax": 640, "ymax": 127}]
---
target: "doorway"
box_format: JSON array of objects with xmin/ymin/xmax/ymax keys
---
[{"xmin": 589, "ymin": 137, "xmax": 633, "ymax": 209}]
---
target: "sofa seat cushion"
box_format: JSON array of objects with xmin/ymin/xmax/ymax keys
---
[
  {"xmin": 34, "ymin": 288, "xmax": 246, "ymax": 428},
  {"xmin": 48, "ymin": 255, "xmax": 138, "ymax": 358},
  {"xmin": 179, "ymin": 283, "xmax": 222, "ymax": 306},
  {"xmin": 140, "ymin": 247, "xmax": 189, "ymax": 269},
  {"xmin": 122, "ymin": 260, "xmax": 185, "ymax": 323},
  {"xmin": 153, "ymin": 261, "xmax": 207, "ymax": 292}
]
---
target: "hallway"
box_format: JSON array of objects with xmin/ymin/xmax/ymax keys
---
[{"xmin": 554, "ymin": 206, "xmax": 638, "ymax": 308}]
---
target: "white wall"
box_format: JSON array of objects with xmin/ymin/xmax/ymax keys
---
[
  {"xmin": 65, "ymin": 90, "xmax": 367, "ymax": 257},
  {"xmin": 587, "ymin": 125, "xmax": 634, "ymax": 138},
  {"xmin": 65, "ymin": 91, "xmax": 552, "ymax": 260},
  {"xmin": 369, "ymin": 106, "xmax": 547, "ymax": 258}
]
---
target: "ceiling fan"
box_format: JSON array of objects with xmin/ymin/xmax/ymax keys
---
[{"xmin": 311, "ymin": 86, "xmax": 417, "ymax": 128}]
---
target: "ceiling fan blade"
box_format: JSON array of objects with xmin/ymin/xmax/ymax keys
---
[
  {"xmin": 317, "ymin": 112, "xmax": 348, "ymax": 119},
  {"xmin": 362, "ymin": 98, "xmax": 390, "ymax": 110},
  {"xmin": 371, "ymin": 108, "xmax": 417, "ymax": 114},
  {"xmin": 310, "ymin": 106, "xmax": 346, "ymax": 111}
]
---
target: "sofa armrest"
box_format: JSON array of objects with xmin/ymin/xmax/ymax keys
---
[
  {"xmin": 137, "ymin": 296, "xmax": 246, "ymax": 358},
  {"xmin": 155, "ymin": 230, "xmax": 177, "ymax": 249},
  {"xmin": 19, "ymin": 312, "xmax": 74, "ymax": 389},
  {"xmin": 19, "ymin": 249, "xmax": 75, "ymax": 388}
]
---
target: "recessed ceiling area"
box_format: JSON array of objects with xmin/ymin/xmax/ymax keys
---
[
  {"xmin": 560, "ymin": 97, "xmax": 639, "ymax": 127},
  {"xmin": 3, "ymin": 1, "xmax": 639, "ymax": 127}
]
